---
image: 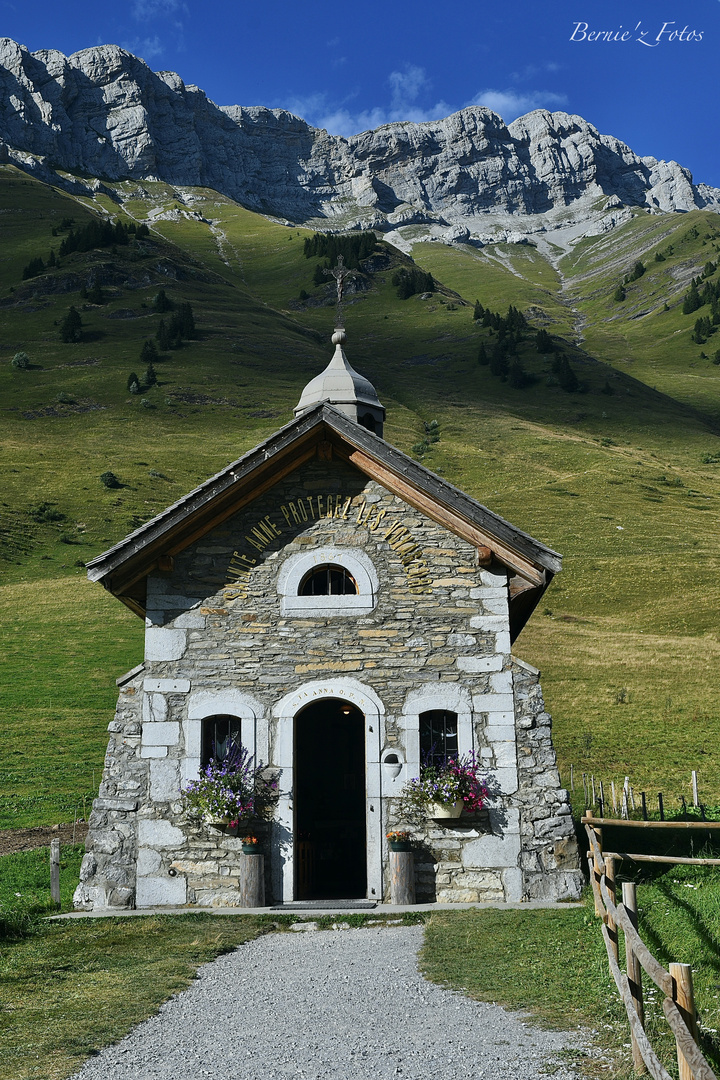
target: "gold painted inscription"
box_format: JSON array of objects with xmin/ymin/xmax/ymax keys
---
[{"xmin": 223, "ymin": 494, "xmax": 434, "ymax": 601}]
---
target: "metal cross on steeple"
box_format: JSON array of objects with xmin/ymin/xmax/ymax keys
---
[{"xmin": 324, "ymin": 254, "xmax": 356, "ymax": 328}]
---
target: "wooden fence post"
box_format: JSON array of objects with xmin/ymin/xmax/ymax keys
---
[
  {"xmin": 670, "ymin": 963, "xmax": 699, "ymax": 1080},
  {"xmin": 605, "ymin": 855, "xmax": 618, "ymax": 963},
  {"xmin": 50, "ymin": 838, "xmax": 61, "ymax": 906},
  {"xmin": 622, "ymin": 882, "xmax": 647, "ymax": 1075}
]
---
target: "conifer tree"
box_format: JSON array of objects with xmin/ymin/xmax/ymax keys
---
[{"xmin": 60, "ymin": 306, "xmax": 82, "ymax": 343}]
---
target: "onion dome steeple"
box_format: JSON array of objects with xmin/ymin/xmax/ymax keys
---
[{"xmin": 294, "ymin": 255, "xmax": 385, "ymax": 435}]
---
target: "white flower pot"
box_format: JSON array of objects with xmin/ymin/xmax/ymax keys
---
[{"xmin": 429, "ymin": 800, "xmax": 464, "ymax": 819}]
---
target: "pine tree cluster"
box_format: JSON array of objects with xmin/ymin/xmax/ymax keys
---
[
  {"xmin": 391, "ymin": 267, "xmax": 435, "ymax": 300},
  {"xmin": 303, "ymin": 232, "xmax": 377, "ymax": 270},
  {"xmin": 58, "ymin": 219, "xmax": 148, "ymax": 256}
]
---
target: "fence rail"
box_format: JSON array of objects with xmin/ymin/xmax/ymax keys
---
[{"xmin": 584, "ymin": 820, "xmax": 718, "ymax": 1080}]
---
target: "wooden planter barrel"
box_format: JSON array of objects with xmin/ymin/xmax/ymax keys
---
[
  {"xmin": 389, "ymin": 849, "xmax": 415, "ymax": 905},
  {"xmin": 239, "ymin": 852, "xmax": 265, "ymax": 907}
]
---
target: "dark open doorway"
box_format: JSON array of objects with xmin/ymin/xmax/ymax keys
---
[{"xmin": 294, "ymin": 699, "xmax": 367, "ymax": 900}]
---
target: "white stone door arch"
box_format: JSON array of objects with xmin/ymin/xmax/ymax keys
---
[{"xmin": 272, "ymin": 678, "xmax": 385, "ymax": 903}]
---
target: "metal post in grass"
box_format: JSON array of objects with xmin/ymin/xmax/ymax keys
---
[
  {"xmin": 50, "ymin": 838, "xmax": 61, "ymax": 906},
  {"xmin": 670, "ymin": 963, "xmax": 699, "ymax": 1080},
  {"xmin": 591, "ymin": 775, "xmax": 596, "ymax": 806},
  {"xmin": 622, "ymin": 882, "xmax": 646, "ymax": 1075},
  {"xmin": 570, "ymin": 763, "xmax": 574, "ymax": 791},
  {"xmin": 692, "ymin": 771, "xmax": 699, "ymax": 807},
  {"xmin": 611, "ymin": 780, "xmax": 618, "ymax": 816}
]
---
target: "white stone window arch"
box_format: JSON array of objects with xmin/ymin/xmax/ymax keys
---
[
  {"xmin": 401, "ymin": 684, "xmax": 474, "ymax": 780},
  {"xmin": 277, "ymin": 546, "xmax": 379, "ymax": 616},
  {"xmin": 182, "ymin": 689, "xmax": 266, "ymax": 785}
]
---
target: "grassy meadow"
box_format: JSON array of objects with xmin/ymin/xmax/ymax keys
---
[{"xmin": 1, "ymin": 164, "xmax": 720, "ymax": 830}]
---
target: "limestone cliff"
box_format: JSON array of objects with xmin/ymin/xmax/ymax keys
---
[{"xmin": 1, "ymin": 37, "xmax": 718, "ymax": 246}]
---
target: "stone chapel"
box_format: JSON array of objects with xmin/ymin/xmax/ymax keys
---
[{"xmin": 74, "ymin": 320, "xmax": 582, "ymax": 910}]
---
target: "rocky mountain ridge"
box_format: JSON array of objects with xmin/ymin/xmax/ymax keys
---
[{"xmin": 1, "ymin": 36, "xmax": 719, "ymax": 250}]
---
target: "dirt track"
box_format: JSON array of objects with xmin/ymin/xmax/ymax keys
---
[{"xmin": 0, "ymin": 822, "xmax": 88, "ymax": 857}]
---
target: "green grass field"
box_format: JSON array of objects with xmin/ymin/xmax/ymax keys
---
[
  {"xmin": 2, "ymin": 164, "xmax": 720, "ymax": 827},
  {"xmin": 1, "ymin": 843, "xmax": 718, "ymax": 1080}
]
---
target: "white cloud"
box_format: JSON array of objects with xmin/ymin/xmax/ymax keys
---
[
  {"xmin": 280, "ymin": 65, "xmax": 450, "ymax": 137},
  {"xmin": 467, "ymin": 89, "xmax": 568, "ymax": 122},
  {"xmin": 122, "ymin": 35, "xmax": 165, "ymax": 60},
  {"xmin": 132, "ymin": 0, "xmax": 186, "ymax": 19}
]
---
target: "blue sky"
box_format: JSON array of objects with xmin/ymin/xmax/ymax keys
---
[{"xmin": 2, "ymin": 0, "xmax": 719, "ymax": 186}]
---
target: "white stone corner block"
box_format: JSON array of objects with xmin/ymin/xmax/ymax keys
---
[
  {"xmin": 137, "ymin": 818, "xmax": 186, "ymax": 848},
  {"xmin": 493, "ymin": 766, "xmax": 519, "ymax": 794},
  {"xmin": 142, "ymin": 693, "xmax": 168, "ymax": 724},
  {"xmin": 140, "ymin": 746, "xmax": 168, "ymax": 758},
  {"xmin": 489, "ymin": 671, "xmax": 513, "ymax": 694},
  {"xmin": 484, "ymin": 724, "xmax": 517, "ymax": 742},
  {"xmin": 461, "ymin": 831, "xmax": 521, "ymax": 869},
  {"xmin": 135, "ymin": 874, "xmax": 187, "ymax": 908},
  {"xmin": 468, "ymin": 615, "xmax": 508, "ymax": 631},
  {"xmin": 149, "ymin": 760, "xmax": 181, "ymax": 802},
  {"xmin": 171, "ymin": 612, "xmax": 206, "ymax": 629},
  {"xmin": 144, "ymin": 679, "xmax": 191, "ymax": 694},
  {"xmin": 136, "ymin": 847, "xmax": 162, "ymax": 876},
  {"xmin": 456, "ymin": 655, "xmax": 503, "ymax": 673},
  {"xmin": 145, "ymin": 628, "xmax": 187, "ymax": 662},
  {"xmin": 472, "ymin": 693, "xmax": 515, "ymax": 713},
  {"xmin": 142, "ymin": 721, "xmax": 180, "ymax": 746},
  {"xmin": 494, "ymin": 631, "xmax": 512, "ymax": 654},
  {"xmin": 502, "ymin": 867, "xmax": 524, "ymax": 902}
]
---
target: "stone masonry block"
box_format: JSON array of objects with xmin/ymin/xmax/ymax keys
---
[
  {"xmin": 461, "ymin": 832, "xmax": 521, "ymax": 868},
  {"xmin": 468, "ymin": 616, "xmax": 507, "ymax": 630},
  {"xmin": 472, "ymin": 693, "xmax": 515, "ymax": 713},
  {"xmin": 142, "ymin": 721, "xmax": 180, "ymax": 746},
  {"xmin": 149, "ymin": 760, "xmax": 181, "ymax": 801},
  {"xmin": 141, "ymin": 746, "xmax": 168, "ymax": 758},
  {"xmin": 145, "ymin": 628, "xmax": 187, "ymax": 662},
  {"xmin": 489, "ymin": 671, "xmax": 513, "ymax": 693},
  {"xmin": 456, "ymin": 656, "xmax": 503, "ymax": 673},
  {"xmin": 142, "ymin": 694, "xmax": 168, "ymax": 724},
  {"xmin": 136, "ymin": 874, "xmax": 187, "ymax": 907},
  {"xmin": 144, "ymin": 679, "xmax": 191, "ymax": 694},
  {"xmin": 137, "ymin": 818, "xmax": 186, "ymax": 848}
]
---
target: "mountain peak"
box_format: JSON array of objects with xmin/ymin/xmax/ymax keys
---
[{"xmin": 0, "ymin": 37, "xmax": 718, "ymax": 248}]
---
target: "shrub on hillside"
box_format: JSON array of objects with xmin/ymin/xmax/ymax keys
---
[
  {"xmin": 99, "ymin": 471, "xmax": 121, "ymax": 489},
  {"xmin": 11, "ymin": 351, "xmax": 30, "ymax": 369}
]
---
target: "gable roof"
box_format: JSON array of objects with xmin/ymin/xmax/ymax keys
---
[{"xmin": 86, "ymin": 403, "xmax": 561, "ymax": 638}]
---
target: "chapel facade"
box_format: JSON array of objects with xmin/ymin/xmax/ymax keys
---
[{"xmin": 74, "ymin": 326, "xmax": 582, "ymax": 910}]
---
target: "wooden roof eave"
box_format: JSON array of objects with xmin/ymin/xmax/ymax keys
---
[
  {"xmin": 322, "ymin": 417, "xmax": 560, "ymax": 587},
  {"xmin": 87, "ymin": 402, "xmax": 561, "ymax": 611}
]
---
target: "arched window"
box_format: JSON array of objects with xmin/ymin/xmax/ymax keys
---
[
  {"xmin": 420, "ymin": 710, "xmax": 459, "ymax": 767},
  {"xmin": 299, "ymin": 564, "xmax": 358, "ymax": 596},
  {"xmin": 200, "ymin": 714, "xmax": 242, "ymax": 768},
  {"xmin": 277, "ymin": 546, "xmax": 378, "ymax": 616}
]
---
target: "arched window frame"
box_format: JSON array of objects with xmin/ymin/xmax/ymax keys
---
[
  {"xmin": 277, "ymin": 546, "xmax": 379, "ymax": 616},
  {"xmin": 401, "ymin": 684, "xmax": 474, "ymax": 781}
]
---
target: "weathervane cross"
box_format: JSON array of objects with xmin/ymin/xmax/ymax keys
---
[{"xmin": 324, "ymin": 254, "xmax": 356, "ymax": 328}]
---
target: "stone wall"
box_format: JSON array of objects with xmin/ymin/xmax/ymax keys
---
[{"xmin": 76, "ymin": 456, "xmax": 581, "ymax": 909}]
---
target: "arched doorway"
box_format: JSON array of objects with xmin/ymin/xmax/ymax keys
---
[{"xmin": 294, "ymin": 698, "xmax": 367, "ymax": 899}]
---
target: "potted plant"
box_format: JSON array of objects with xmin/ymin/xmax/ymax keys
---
[
  {"xmin": 240, "ymin": 834, "xmax": 261, "ymax": 855},
  {"xmin": 182, "ymin": 740, "xmax": 278, "ymax": 828},
  {"xmin": 399, "ymin": 753, "xmax": 487, "ymax": 820},
  {"xmin": 386, "ymin": 830, "xmax": 411, "ymax": 852}
]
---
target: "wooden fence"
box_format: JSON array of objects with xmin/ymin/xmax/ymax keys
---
[{"xmin": 584, "ymin": 818, "xmax": 718, "ymax": 1080}]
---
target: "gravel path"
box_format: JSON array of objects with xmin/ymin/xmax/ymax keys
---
[{"xmin": 69, "ymin": 925, "xmax": 585, "ymax": 1080}]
